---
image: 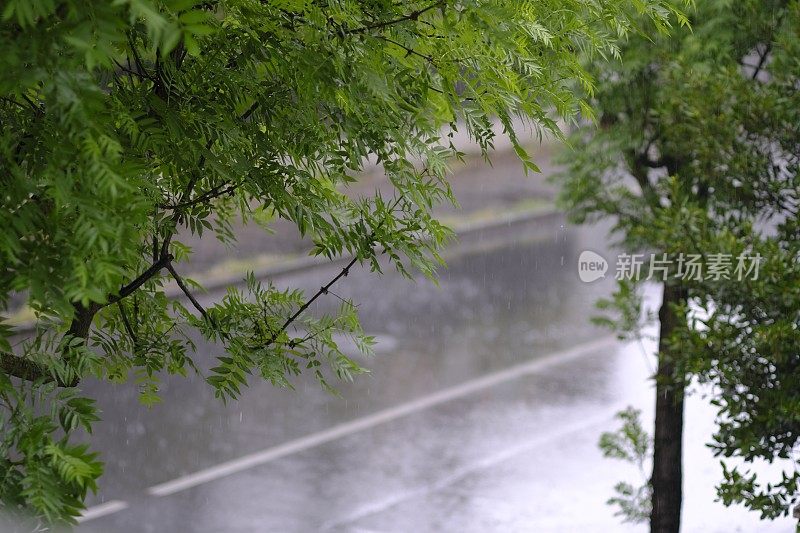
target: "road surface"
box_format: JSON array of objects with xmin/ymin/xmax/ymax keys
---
[{"xmin": 73, "ymin": 215, "xmax": 794, "ymax": 532}]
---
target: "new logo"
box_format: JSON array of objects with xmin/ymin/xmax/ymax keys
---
[{"xmin": 578, "ymin": 250, "xmax": 608, "ymax": 283}]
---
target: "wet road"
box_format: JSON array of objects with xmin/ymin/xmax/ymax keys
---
[{"xmin": 76, "ymin": 215, "xmax": 794, "ymax": 532}]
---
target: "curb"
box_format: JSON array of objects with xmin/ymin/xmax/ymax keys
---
[
  {"xmin": 208, "ymin": 205, "xmax": 562, "ymax": 288},
  {"xmin": 10, "ymin": 206, "xmax": 562, "ymax": 336}
]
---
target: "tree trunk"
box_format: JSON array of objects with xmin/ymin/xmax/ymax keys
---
[
  {"xmin": 650, "ymin": 283, "xmax": 686, "ymax": 533},
  {"xmin": 67, "ymin": 302, "xmax": 101, "ymax": 339}
]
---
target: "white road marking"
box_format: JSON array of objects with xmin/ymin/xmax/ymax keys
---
[
  {"xmin": 320, "ymin": 403, "xmax": 628, "ymax": 530},
  {"xmin": 80, "ymin": 336, "xmax": 617, "ymax": 522},
  {"xmin": 76, "ymin": 500, "xmax": 129, "ymax": 523},
  {"xmin": 147, "ymin": 336, "xmax": 616, "ymax": 496}
]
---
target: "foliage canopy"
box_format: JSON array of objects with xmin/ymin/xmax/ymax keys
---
[{"xmin": 0, "ymin": 0, "xmax": 683, "ymax": 525}]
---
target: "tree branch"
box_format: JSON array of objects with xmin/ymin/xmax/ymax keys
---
[
  {"xmin": 263, "ymin": 196, "xmax": 404, "ymax": 348},
  {"xmin": 266, "ymin": 256, "xmax": 359, "ymax": 347},
  {"xmin": 629, "ymin": 150, "xmax": 661, "ymax": 212},
  {"xmin": 1, "ymin": 97, "xmax": 29, "ymax": 111},
  {"xmin": 375, "ymin": 36, "xmax": 435, "ymax": 62},
  {"xmin": 19, "ymin": 94, "xmax": 44, "ymax": 116},
  {"xmin": 240, "ymin": 101, "xmax": 259, "ymax": 121},
  {"xmin": 0, "ymin": 351, "xmax": 78, "ymax": 387},
  {"xmin": 747, "ymin": 9, "xmax": 786, "ymax": 81},
  {"xmin": 113, "ymin": 59, "xmax": 156, "ymax": 82},
  {"xmin": 166, "ymin": 262, "xmax": 215, "ymax": 326},
  {"xmin": 127, "ymin": 33, "xmax": 152, "ymax": 81},
  {"xmin": 345, "ymin": 1, "xmax": 445, "ymax": 35},
  {"xmin": 1, "ymin": 351, "xmax": 49, "ymax": 383},
  {"xmin": 4, "ymin": 253, "xmax": 170, "ymax": 386},
  {"xmin": 2, "ymin": 50, "xmax": 252, "ymax": 387},
  {"xmin": 158, "ymin": 103, "xmax": 255, "ymax": 211},
  {"xmin": 638, "ymin": 153, "xmax": 672, "ymax": 169},
  {"xmin": 117, "ymin": 302, "xmax": 138, "ymax": 345},
  {"xmin": 158, "ymin": 181, "xmax": 240, "ymax": 210},
  {"xmin": 750, "ymin": 42, "xmax": 772, "ymax": 81},
  {"xmin": 106, "ymin": 253, "xmax": 174, "ymax": 306}
]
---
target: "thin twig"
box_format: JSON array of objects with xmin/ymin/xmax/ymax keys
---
[
  {"xmin": 263, "ymin": 195, "xmax": 404, "ymax": 348},
  {"xmin": 751, "ymin": 42, "xmax": 772, "ymax": 81},
  {"xmin": 345, "ymin": 1, "xmax": 444, "ymax": 35},
  {"xmin": 113, "ymin": 59, "xmax": 156, "ymax": 82},
  {"xmin": 749, "ymin": 10, "xmax": 786, "ymax": 81},
  {"xmin": 159, "ymin": 181, "xmax": 241, "ymax": 210},
  {"xmin": 127, "ymin": 33, "xmax": 151, "ymax": 81},
  {"xmin": 159, "ymin": 100, "xmax": 258, "ymax": 211},
  {"xmin": 117, "ymin": 302, "xmax": 138, "ymax": 345},
  {"xmin": 266, "ymin": 255, "xmax": 360, "ymax": 346},
  {"xmin": 375, "ymin": 35, "xmax": 435, "ymax": 62},
  {"xmin": 166, "ymin": 262, "xmax": 215, "ymax": 326}
]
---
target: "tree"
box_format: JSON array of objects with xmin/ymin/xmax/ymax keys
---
[
  {"xmin": 0, "ymin": 0, "xmax": 685, "ymax": 526},
  {"xmin": 559, "ymin": 1, "xmax": 799, "ymax": 530}
]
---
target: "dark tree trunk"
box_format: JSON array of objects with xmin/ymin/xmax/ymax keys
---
[
  {"xmin": 650, "ymin": 283, "xmax": 686, "ymax": 533},
  {"xmin": 67, "ymin": 302, "xmax": 101, "ymax": 339}
]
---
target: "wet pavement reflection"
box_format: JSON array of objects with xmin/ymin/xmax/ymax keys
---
[{"xmin": 77, "ymin": 216, "xmax": 794, "ymax": 532}]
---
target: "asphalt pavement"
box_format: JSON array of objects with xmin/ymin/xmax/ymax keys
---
[{"xmin": 72, "ymin": 215, "xmax": 796, "ymax": 532}]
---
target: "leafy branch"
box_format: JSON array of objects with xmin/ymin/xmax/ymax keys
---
[{"xmin": 263, "ymin": 195, "xmax": 402, "ymax": 349}]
